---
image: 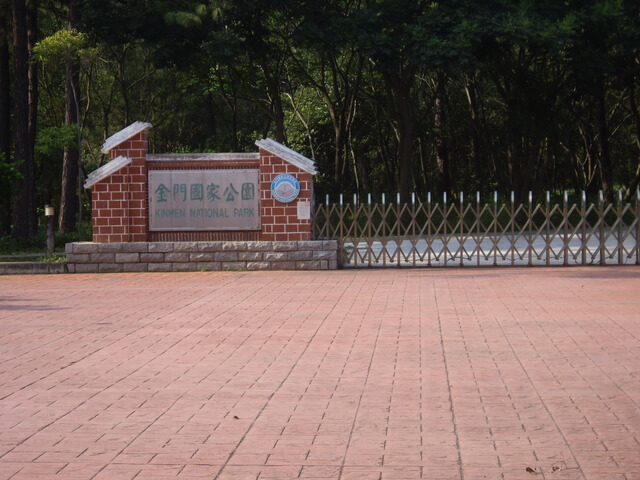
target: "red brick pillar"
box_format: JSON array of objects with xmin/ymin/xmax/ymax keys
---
[
  {"xmin": 91, "ymin": 130, "xmax": 149, "ymax": 243},
  {"xmin": 259, "ymin": 148, "xmax": 313, "ymax": 241}
]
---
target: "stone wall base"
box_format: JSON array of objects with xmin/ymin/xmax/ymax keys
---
[{"xmin": 65, "ymin": 241, "xmax": 339, "ymax": 273}]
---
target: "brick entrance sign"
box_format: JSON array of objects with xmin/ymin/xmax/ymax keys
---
[{"xmin": 66, "ymin": 122, "xmax": 338, "ymax": 272}]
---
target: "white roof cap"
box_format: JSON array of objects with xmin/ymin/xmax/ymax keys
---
[
  {"xmin": 84, "ymin": 155, "xmax": 132, "ymax": 188},
  {"xmin": 101, "ymin": 121, "xmax": 152, "ymax": 154},
  {"xmin": 255, "ymin": 138, "xmax": 317, "ymax": 175}
]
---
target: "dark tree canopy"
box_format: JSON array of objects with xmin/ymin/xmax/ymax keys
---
[{"xmin": 2, "ymin": 0, "xmax": 640, "ymax": 238}]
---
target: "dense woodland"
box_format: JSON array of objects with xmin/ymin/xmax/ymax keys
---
[{"xmin": 1, "ymin": 0, "xmax": 640, "ymax": 238}]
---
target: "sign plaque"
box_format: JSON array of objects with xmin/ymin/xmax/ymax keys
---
[
  {"xmin": 149, "ymin": 170, "xmax": 260, "ymax": 231},
  {"xmin": 271, "ymin": 174, "xmax": 300, "ymax": 203},
  {"xmin": 297, "ymin": 200, "xmax": 310, "ymax": 220}
]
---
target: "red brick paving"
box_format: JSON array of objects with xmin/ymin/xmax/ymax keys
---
[{"xmin": 1, "ymin": 267, "xmax": 639, "ymax": 480}]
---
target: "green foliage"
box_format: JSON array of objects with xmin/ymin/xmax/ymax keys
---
[
  {"xmin": 0, "ymin": 153, "xmax": 20, "ymax": 197},
  {"xmin": 5, "ymin": 0, "xmax": 640, "ymax": 241},
  {"xmin": 32, "ymin": 29, "xmax": 94, "ymax": 63},
  {"xmin": 35, "ymin": 125, "xmax": 77, "ymax": 158},
  {"xmin": 39, "ymin": 252, "xmax": 66, "ymax": 263}
]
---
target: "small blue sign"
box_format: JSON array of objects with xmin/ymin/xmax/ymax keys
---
[{"xmin": 271, "ymin": 174, "xmax": 300, "ymax": 203}]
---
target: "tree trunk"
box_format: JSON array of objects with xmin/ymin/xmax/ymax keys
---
[
  {"xmin": 435, "ymin": 72, "xmax": 450, "ymax": 196},
  {"xmin": 506, "ymin": 99, "xmax": 531, "ymax": 206},
  {"xmin": 204, "ymin": 92, "xmax": 218, "ymax": 144},
  {"xmin": 271, "ymin": 90, "xmax": 286, "ymax": 144},
  {"xmin": 624, "ymin": 77, "xmax": 640, "ymax": 203},
  {"xmin": 465, "ymin": 73, "xmax": 484, "ymax": 193},
  {"xmin": 230, "ymin": 99, "xmax": 238, "ymax": 152},
  {"xmin": 333, "ymin": 121, "xmax": 345, "ymax": 188},
  {"xmin": 0, "ymin": 9, "xmax": 11, "ymax": 234},
  {"xmin": 11, "ymin": 0, "xmax": 37, "ymax": 238},
  {"xmin": 27, "ymin": 0, "xmax": 37, "ymax": 154},
  {"xmin": 260, "ymin": 58, "xmax": 286, "ymax": 144},
  {"xmin": 114, "ymin": 45, "xmax": 131, "ymax": 125},
  {"xmin": 596, "ymin": 78, "xmax": 614, "ymax": 203},
  {"xmin": 386, "ymin": 65, "xmax": 416, "ymax": 207},
  {"xmin": 59, "ymin": 0, "xmax": 80, "ymax": 232}
]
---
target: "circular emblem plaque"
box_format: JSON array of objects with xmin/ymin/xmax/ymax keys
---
[{"xmin": 271, "ymin": 174, "xmax": 300, "ymax": 203}]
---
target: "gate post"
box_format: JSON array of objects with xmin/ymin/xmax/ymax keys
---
[
  {"xmin": 599, "ymin": 191, "xmax": 606, "ymax": 265},
  {"xmin": 563, "ymin": 191, "xmax": 569, "ymax": 266}
]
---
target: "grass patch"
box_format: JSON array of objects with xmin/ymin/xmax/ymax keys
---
[
  {"xmin": 39, "ymin": 253, "xmax": 67, "ymax": 263},
  {"xmin": 0, "ymin": 222, "xmax": 91, "ymax": 255}
]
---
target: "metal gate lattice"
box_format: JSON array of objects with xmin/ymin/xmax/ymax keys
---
[{"xmin": 312, "ymin": 192, "xmax": 640, "ymax": 267}]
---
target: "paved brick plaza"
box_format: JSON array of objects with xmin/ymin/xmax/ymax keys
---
[{"xmin": 1, "ymin": 267, "xmax": 639, "ymax": 480}]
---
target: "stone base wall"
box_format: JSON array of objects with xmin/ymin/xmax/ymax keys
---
[{"xmin": 66, "ymin": 241, "xmax": 339, "ymax": 273}]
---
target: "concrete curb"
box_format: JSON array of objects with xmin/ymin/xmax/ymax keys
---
[{"xmin": 0, "ymin": 262, "xmax": 68, "ymax": 275}]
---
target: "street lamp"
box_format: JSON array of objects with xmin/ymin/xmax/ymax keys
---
[{"xmin": 45, "ymin": 205, "xmax": 54, "ymax": 257}]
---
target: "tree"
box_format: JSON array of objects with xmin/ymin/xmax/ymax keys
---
[
  {"xmin": 11, "ymin": 0, "xmax": 37, "ymax": 238},
  {"xmin": 282, "ymin": 0, "xmax": 365, "ymax": 191},
  {"xmin": 566, "ymin": 0, "xmax": 640, "ymax": 202},
  {"xmin": 33, "ymin": 28, "xmax": 91, "ymax": 234},
  {"xmin": 59, "ymin": 0, "xmax": 80, "ymax": 233},
  {"xmin": 0, "ymin": 1, "xmax": 12, "ymax": 234},
  {"xmin": 8, "ymin": 0, "xmax": 634, "ymax": 225}
]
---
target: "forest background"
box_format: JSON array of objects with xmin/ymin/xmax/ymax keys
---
[{"xmin": 1, "ymin": 0, "xmax": 640, "ymax": 240}]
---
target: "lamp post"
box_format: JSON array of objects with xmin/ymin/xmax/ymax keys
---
[{"xmin": 45, "ymin": 205, "xmax": 55, "ymax": 258}]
